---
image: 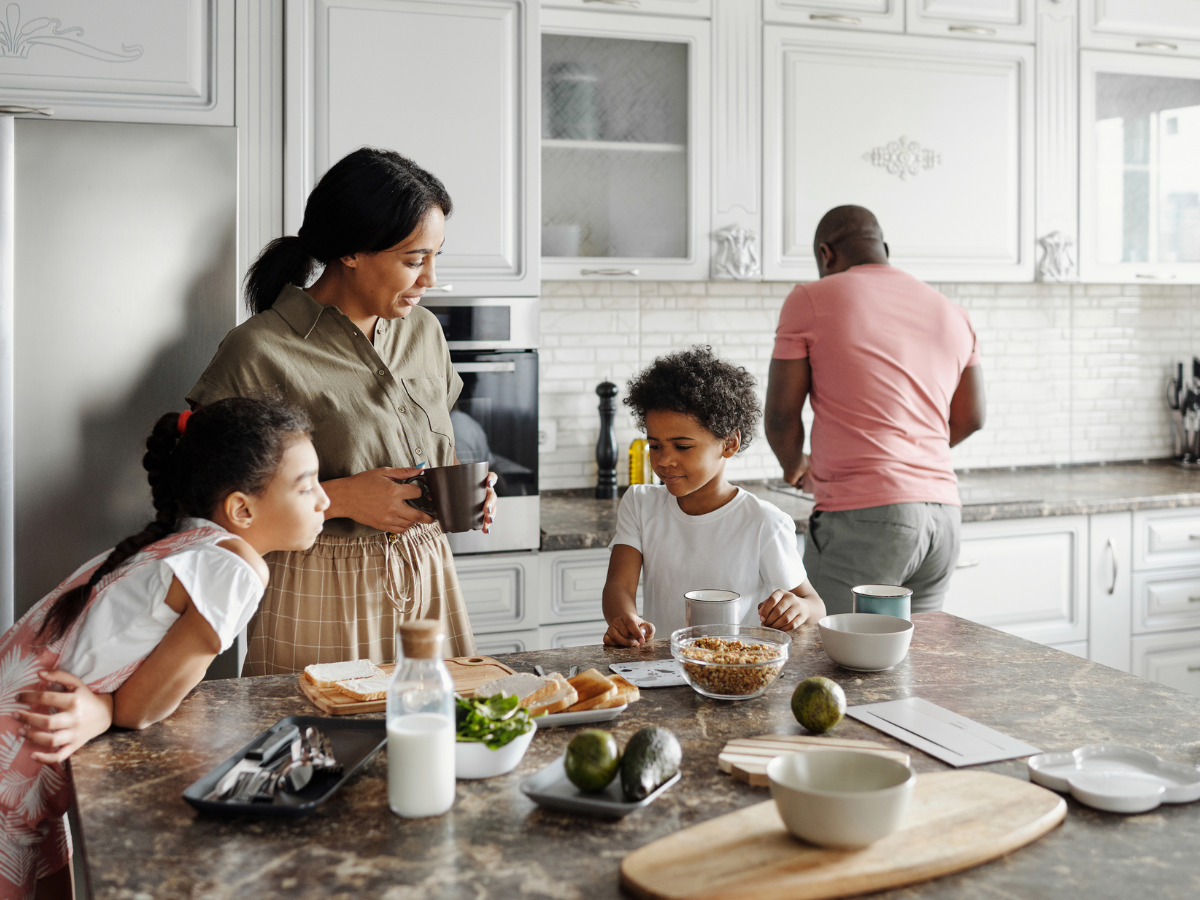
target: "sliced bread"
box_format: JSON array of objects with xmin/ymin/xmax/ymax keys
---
[
  {"xmin": 593, "ymin": 673, "xmax": 640, "ymax": 710},
  {"xmin": 527, "ymin": 673, "xmax": 578, "ymax": 716},
  {"xmin": 568, "ymin": 668, "xmax": 616, "ymax": 703},
  {"xmin": 335, "ymin": 675, "xmax": 391, "ymax": 702},
  {"xmin": 304, "ymin": 659, "xmax": 383, "ymax": 688},
  {"xmin": 474, "ymin": 672, "xmax": 558, "ymax": 707}
]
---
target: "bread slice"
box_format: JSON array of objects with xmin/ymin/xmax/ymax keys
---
[
  {"xmin": 527, "ymin": 673, "xmax": 578, "ymax": 716},
  {"xmin": 568, "ymin": 668, "xmax": 616, "ymax": 704},
  {"xmin": 304, "ymin": 659, "xmax": 383, "ymax": 688},
  {"xmin": 474, "ymin": 673, "xmax": 558, "ymax": 707},
  {"xmin": 334, "ymin": 675, "xmax": 391, "ymax": 702},
  {"xmin": 593, "ymin": 673, "xmax": 640, "ymax": 710}
]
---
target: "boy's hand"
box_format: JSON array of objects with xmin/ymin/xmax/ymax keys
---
[
  {"xmin": 759, "ymin": 590, "xmax": 811, "ymax": 632},
  {"xmin": 16, "ymin": 670, "xmax": 114, "ymax": 764},
  {"xmin": 604, "ymin": 614, "xmax": 655, "ymax": 647}
]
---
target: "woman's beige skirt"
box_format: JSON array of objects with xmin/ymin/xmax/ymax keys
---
[{"xmin": 244, "ymin": 522, "xmax": 476, "ymax": 675}]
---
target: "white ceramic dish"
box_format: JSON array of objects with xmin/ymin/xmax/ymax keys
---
[
  {"xmin": 1026, "ymin": 744, "xmax": 1200, "ymax": 813},
  {"xmin": 767, "ymin": 749, "xmax": 915, "ymax": 849},
  {"xmin": 535, "ymin": 705, "xmax": 627, "ymax": 728},
  {"xmin": 454, "ymin": 726, "xmax": 536, "ymax": 779},
  {"xmin": 817, "ymin": 613, "xmax": 914, "ymax": 672},
  {"xmin": 520, "ymin": 753, "xmax": 681, "ymax": 818}
]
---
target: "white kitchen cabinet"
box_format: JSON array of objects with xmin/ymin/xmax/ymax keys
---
[
  {"xmin": 1088, "ymin": 511, "xmax": 1133, "ymax": 671},
  {"xmin": 762, "ymin": 27, "xmax": 1034, "ymax": 282},
  {"xmin": 944, "ymin": 516, "xmax": 1088, "ymax": 646},
  {"xmin": 1131, "ymin": 628, "xmax": 1200, "ymax": 696},
  {"xmin": 474, "ymin": 628, "xmax": 541, "ymax": 655},
  {"xmin": 1132, "ymin": 507, "xmax": 1200, "ymax": 570},
  {"xmin": 763, "ymin": 1, "xmax": 904, "ymax": 33},
  {"xmin": 0, "ymin": 0, "xmax": 233, "ymax": 124},
  {"xmin": 455, "ymin": 551, "xmax": 537, "ymax": 634},
  {"xmin": 284, "ymin": 0, "xmax": 539, "ymax": 295},
  {"xmin": 539, "ymin": 621, "xmax": 610, "ymax": 648},
  {"xmin": 540, "ymin": 9, "xmax": 710, "ymax": 280},
  {"xmin": 543, "ymin": 0, "xmax": 711, "ymax": 18},
  {"xmin": 1133, "ymin": 566, "xmax": 1200, "ymax": 634},
  {"xmin": 907, "ymin": 0, "xmax": 1035, "ymax": 43},
  {"xmin": 1079, "ymin": 51, "xmax": 1200, "ymax": 283},
  {"xmin": 1081, "ymin": 0, "xmax": 1200, "ymax": 58},
  {"xmin": 540, "ymin": 548, "xmax": 610, "ymax": 623}
]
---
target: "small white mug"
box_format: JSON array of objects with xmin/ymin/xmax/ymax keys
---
[{"xmin": 684, "ymin": 590, "xmax": 742, "ymax": 627}]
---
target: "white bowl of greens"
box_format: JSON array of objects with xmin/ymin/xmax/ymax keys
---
[{"xmin": 454, "ymin": 693, "xmax": 539, "ymax": 779}]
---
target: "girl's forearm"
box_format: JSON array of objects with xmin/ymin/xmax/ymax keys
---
[{"xmin": 602, "ymin": 587, "xmax": 639, "ymax": 624}]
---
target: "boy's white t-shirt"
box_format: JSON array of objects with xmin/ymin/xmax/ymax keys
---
[{"xmin": 610, "ymin": 485, "xmax": 807, "ymax": 638}]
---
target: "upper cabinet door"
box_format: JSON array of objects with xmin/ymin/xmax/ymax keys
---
[
  {"xmin": 907, "ymin": 0, "xmax": 1035, "ymax": 44},
  {"xmin": 0, "ymin": 0, "xmax": 233, "ymax": 124},
  {"xmin": 1081, "ymin": 0, "xmax": 1200, "ymax": 58},
  {"xmin": 763, "ymin": 27, "xmax": 1034, "ymax": 282},
  {"xmin": 285, "ymin": 0, "xmax": 539, "ymax": 297},
  {"xmin": 539, "ymin": 9, "xmax": 710, "ymax": 280},
  {"xmin": 1078, "ymin": 51, "xmax": 1200, "ymax": 283},
  {"xmin": 763, "ymin": 1, "xmax": 904, "ymax": 34},
  {"xmin": 542, "ymin": 0, "xmax": 711, "ymax": 18}
]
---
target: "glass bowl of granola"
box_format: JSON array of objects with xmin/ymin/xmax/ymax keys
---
[{"xmin": 670, "ymin": 625, "xmax": 790, "ymax": 701}]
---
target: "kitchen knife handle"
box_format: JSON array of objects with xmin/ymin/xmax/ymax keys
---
[{"xmin": 245, "ymin": 724, "xmax": 300, "ymax": 762}]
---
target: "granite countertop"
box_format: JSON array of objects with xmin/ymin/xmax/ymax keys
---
[
  {"xmin": 72, "ymin": 613, "xmax": 1200, "ymax": 899},
  {"xmin": 540, "ymin": 459, "xmax": 1200, "ymax": 551}
]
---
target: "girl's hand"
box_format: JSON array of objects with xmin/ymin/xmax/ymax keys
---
[
  {"xmin": 482, "ymin": 473, "xmax": 498, "ymax": 534},
  {"xmin": 322, "ymin": 467, "xmax": 435, "ymax": 534},
  {"xmin": 759, "ymin": 590, "xmax": 811, "ymax": 632},
  {"xmin": 604, "ymin": 614, "xmax": 655, "ymax": 648},
  {"xmin": 16, "ymin": 671, "xmax": 114, "ymax": 764}
]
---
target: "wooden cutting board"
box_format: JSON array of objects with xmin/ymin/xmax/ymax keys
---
[
  {"xmin": 297, "ymin": 656, "xmax": 516, "ymax": 715},
  {"xmin": 718, "ymin": 735, "xmax": 910, "ymax": 787},
  {"xmin": 620, "ymin": 771, "xmax": 1066, "ymax": 900}
]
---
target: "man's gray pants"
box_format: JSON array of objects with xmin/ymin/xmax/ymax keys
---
[{"xmin": 802, "ymin": 503, "xmax": 962, "ymax": 615}]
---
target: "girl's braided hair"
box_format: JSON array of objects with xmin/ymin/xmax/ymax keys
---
[
  {"xmin": 36, "ymin": 397, "xmax": 311, "ymax": 644},
  {"xmin": 624, "ymin": 345, "xmax": 760, "ymax": 452}
]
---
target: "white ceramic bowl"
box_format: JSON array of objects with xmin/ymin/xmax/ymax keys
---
[
  {"xmin": 455, "ymin": 726, "xmax": 536, "ymax": 779},
  {"xmin": 818, "ymin": 613, "xmax": 914, "ymax": 672},
  {"xmin": 767, "ymin": 750, "xmax": 915, "ymax": 849}
]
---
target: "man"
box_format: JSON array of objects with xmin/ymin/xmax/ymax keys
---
[{"xmin": 765, "ymin": 206, "xmax": 986, "ymax": 614}]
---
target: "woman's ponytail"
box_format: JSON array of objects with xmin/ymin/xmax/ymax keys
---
[{"xmin": 244, "ymin": 236, "xmax": 314, "ymax": 316}]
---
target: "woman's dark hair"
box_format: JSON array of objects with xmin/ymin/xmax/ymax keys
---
[
  {"xmin": 244, "ymin": 147, "xmax": 453, "ymax": 315},
  {"xmin": 624, "ymin": 345, "xmax": 760, "ymax": 453},
  {"xmin": 36, "ymin": 397, "xmax": 312, "ymax": 644}
]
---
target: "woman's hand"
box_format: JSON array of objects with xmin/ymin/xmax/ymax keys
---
[
  {"xmin": 16, "ymin": 671, "xmax": 114, "ymax": 764},
  {"xmin": 603, "ymin": 614, "xmax": 655, "ymax": 648},
  {"xmin": 758, "ymin": 590, "xmax": 812, "ymax": 632},
  {"xmin": 321, "ymin": 467, "xmax": 435, "ymax": 534},
  {"xmin": 482, "ymin": 473, "xmax": 498, "ymax": 534}
]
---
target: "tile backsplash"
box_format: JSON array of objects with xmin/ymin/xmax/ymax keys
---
[{"xmin": 537, "ymin": 279, "xmax": 1200, "ymax": 491}]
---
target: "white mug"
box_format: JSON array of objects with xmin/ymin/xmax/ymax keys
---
[{"xmin": 684, "ymin": 590, "xmax": 742, "ymax": 627}]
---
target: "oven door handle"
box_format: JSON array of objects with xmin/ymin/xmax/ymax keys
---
[{"xmin": 452, "ymin": 361, "xmax": 517, "ymax": 373}]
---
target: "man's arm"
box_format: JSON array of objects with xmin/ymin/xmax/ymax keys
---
[
  {"xmin": 765, "ymin": 357, "xmax": 812, "ymax": 486},
  {"xmin": 949, "ymin": 364, "xmax": 986, "ymax": 447}
]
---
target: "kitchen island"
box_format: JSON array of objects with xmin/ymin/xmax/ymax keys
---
[{"xmin": 71, "ymin": 613, "xmax": 1200, "ymax": 899}]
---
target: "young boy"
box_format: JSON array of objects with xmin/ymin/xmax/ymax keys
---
[{"xmin": 602, "ymin": 346, "xmax": 825, "ymax": 647}]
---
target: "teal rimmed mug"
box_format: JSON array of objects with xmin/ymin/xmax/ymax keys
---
[{"xmin": 851, "ymin": 585, "xmax": 912, "ymax": 621}]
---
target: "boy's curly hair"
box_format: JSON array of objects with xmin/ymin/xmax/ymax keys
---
[{"xmin": 624, "ymin": 345, "xmax": 760, "ymax": 453}]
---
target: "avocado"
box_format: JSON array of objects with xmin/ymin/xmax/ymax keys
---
[{"xmin": 620, "ymin": 726, "xmax": 682, "ymax": 802}]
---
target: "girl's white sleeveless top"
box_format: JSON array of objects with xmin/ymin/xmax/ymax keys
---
[{"xmin": 56, "ymin": 518, "xmax": 266, "ymax": 684}]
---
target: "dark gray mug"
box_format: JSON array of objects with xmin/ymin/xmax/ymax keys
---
[{"xmin": 399, "ymin": 461, "xmax": 489, "ymax": 533}]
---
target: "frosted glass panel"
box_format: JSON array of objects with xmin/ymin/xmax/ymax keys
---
[
  {"xmin": 1094, "ymin": 73, "xmax": 1200, "ymax": 264},
  {"xmin": 542, "ymin": 34, "xmax": 688, "ymax": 259}
]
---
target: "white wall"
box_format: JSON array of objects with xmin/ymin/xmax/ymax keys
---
[{"xmin": 538, "ymin": 279, "xmax": 1200, "ymax": 490}]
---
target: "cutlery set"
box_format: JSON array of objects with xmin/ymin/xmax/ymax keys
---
[{"xmin": 205, "ymin": 725, "xmax": 341, "ymax": 803}]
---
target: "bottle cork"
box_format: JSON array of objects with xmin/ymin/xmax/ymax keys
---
[{"xmin": 399, "ymin": 619, "xmax": 444, "ymax": 659}]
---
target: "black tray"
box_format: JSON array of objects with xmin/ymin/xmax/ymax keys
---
[{"xmin": 182, "ymin": 715, "xmax": 385, "ymax": 818}]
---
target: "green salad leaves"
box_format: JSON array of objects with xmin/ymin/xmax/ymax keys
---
[{"xmin": 455, "ymin": 693, "xmax": 538, "ymax": 750}]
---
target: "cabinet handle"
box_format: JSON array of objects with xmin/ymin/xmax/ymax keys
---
[
  {"xmin": 1104, "ymin": 539, "xmax": 1118, "ymax": 595},
  {"xmin": 1136, "ymin": 273, "xmax": 1177, "ymax": 280},
  {"xmin": 1136, "ymin": 41, "xmax": 1178, "ymax": 51},
  {"xmin": 949, "ymin": 25, "xmax": 996, "ymax": 35},
  {"xmin": 810, "ymin": 14, "xmax": 861, "ymax": 25},
  {"xmin": 1188, "ymin": 534, "xmax": 1200, "ymax": 540},
  {"xmin": 584, "ymin": 0, "xmax": 641, "ymax": 6},
  {"xmin": 956, "ymin": 558, "xmax": 980, "ymax": 569},
  {"xmin": 581, "ymin": 268, "xmax": 640, "ymax": 276},
  {"xmin": 1189, "ymin": 666, "xmax": 1200, "ymax": 672},
  {"xmin": 0, "ymin": 105, "xmax": 54, "ymax": 116},
  {"xmin": 1188, "ymin": 596, "xmax": 1200, "ymax": 603},
  {"xmin": 425, "ymin": 284, "xmax": 454, "ymax": 293}
]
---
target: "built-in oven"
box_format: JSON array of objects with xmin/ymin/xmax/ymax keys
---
[{"xmin": 421, "ymin": 296, "xmax": 539, "ymax": 554}]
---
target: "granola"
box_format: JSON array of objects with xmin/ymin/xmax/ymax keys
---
[{"xmin": 679, "ymin": 637, "xmax": 785, "ymax": 697}]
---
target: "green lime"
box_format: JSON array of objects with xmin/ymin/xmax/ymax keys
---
[
  {"xmin": 791, "ymin": 676, "xmax": 846, "ymax": 734},
  {"xmin": 565, "ymin": 729, "xmax": 621, "ymax": 792}
]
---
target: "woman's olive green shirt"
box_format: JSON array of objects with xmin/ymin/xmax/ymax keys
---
[{"xmin": 186, "ymin": 285, "xmax": 462, "ymax": 539}]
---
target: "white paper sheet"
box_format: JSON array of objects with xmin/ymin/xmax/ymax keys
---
[{"xmin": 847, "ymin": 697, "xmax": 1041, "ymax": 767}]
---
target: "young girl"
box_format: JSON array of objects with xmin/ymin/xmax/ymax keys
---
[
  {"xmin": 602, "ymin": 347, "xmax": 825, "ymax": 647},
  {"xmin": 0, "ymin": 397, "xmax": 328, "ymax": 900}
]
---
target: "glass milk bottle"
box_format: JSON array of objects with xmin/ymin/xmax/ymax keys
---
[{"xmin": 386, "ymin": 620, "xmax": 456, "ymax": 817}]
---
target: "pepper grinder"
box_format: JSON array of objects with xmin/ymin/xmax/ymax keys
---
[{"xmin": 595, "ymin": 381, "xmax": 619, "ymax": 499}]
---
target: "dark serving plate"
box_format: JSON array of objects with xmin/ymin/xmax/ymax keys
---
[{"xmin": 183, "ymin": 715, "xmax": 385, "ymax": 818}]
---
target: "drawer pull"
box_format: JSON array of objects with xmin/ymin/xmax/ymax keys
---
[
  {"xmin": 1189, "ymin": 666, "xmax": 1200, "ymax": 672},
  {"xmin": 956, "ymin": 558, "xmax": 980, "ymax": 569},
  {"xmin": 1136, "ymin": 41, "xmax": 1178, "ymax": 51},
  {"xmin": 1105, "ymin": 539, "xmax": 1118, "ymax": 595},
  {"xmin": 425, "ymin": 284, "xmax": 454, "ymax": 293},
  {"xmin": 1189, "ymin": 596, "xmax": 1200, "ymax": 603},
  {"xmin": 810, "ymin": 14, "xmax": 861, "ymax": 24},
  {"xmin": 584, "ymin": 0, "xmax": 641, "ymax": 6},
  {"xmin": 949, "ymin": 25, "xmax": 996, "ymax": 36},
  {"xmin": 581, "ymin": 268, "xmax": 640, "ymax": 276},
  {"xmin": 1188, "ymin": 534, "xmax": 1200, "ymax": 541}
]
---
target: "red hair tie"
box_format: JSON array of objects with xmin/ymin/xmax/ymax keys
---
[{"xmin": 177, "ymin": 410, "xmax": 193, "ymax": 434}]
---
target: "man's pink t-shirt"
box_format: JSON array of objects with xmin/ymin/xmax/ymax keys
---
[{"xmin": 773, "ymin": 264, "xmax": 980, "ymax": 512}]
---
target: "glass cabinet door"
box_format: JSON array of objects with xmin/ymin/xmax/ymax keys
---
[
  {"xmin": 1081, "ymin": 52, "xmax": 1200, "ymax": 282},
  {"xmin": 540, "ymin": 10, "xmax": 709, "ymax": 280}
]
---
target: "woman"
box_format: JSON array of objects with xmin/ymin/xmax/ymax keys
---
[{"xmin": 187, "ymin": 148, "xmax": 490, "ymax": 673}]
